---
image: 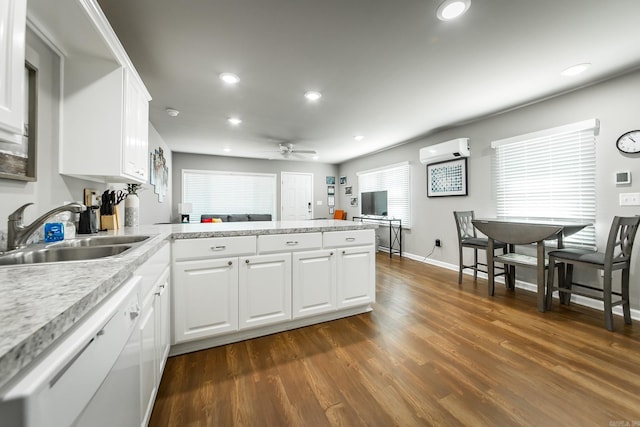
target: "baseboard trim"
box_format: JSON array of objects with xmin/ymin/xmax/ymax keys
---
[
  {"xmin": 401, "ymin": 251, "xmax": 640, "ymax": 322},
  {"xmin": 169, "ymin": 305, "xmax": 372, "ymax": 357}
]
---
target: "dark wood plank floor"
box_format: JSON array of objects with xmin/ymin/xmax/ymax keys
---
[{"xmin": 150, "ymin": 254, "xmax": 640, "ymax": 426}]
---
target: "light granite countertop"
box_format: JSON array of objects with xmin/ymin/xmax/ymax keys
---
[{"xmin": 0, "ymin": 220, "xmax": 376, "ymax": 390}]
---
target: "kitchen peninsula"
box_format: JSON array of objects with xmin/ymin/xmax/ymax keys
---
[{"xmin": 0, "ymin": 220, "xmax": 377, "ymax": 392}]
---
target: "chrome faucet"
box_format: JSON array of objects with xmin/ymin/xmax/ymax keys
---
[{"xmin": 7, "ymin": 202, "xmax": 87, "ymax": 251}]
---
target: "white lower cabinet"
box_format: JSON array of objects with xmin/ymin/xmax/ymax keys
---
[
  {"xmin": 139, "ymin": 288, "xmax": 157, "ymax": 427},
  {"xmin": 137, "ymin": 245, "xmax": 171, "ymax": 427},
  {"xmin": 292, "ymin": 249, "xmax": 337, "ymax": 319},
  {"xmin": 170, "ymin": 231, "xmax": 375, "ymax": 355},
  {"xmin": 239, "ymin": 253, "xmax": 292, "ymax": 329},
  {"xmin": 173, "ymin": 257, "xmax": 239, "ymax": 343},
  {"xmin": 336, "ymin": 245, "xmax": 376, "ymax": 308},
  {"xmin": 156, "ymin": 268, "xmax": 171, "ymax": 375}
]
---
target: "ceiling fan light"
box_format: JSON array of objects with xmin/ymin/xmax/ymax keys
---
[
  {"xmin": 304, "ymin": 91, "xmax": 322, "ymax": 101},
  {"xmin": 436, "ymin": 0, "xmax": 470, "ymax": 21},
  {"xmin": 219, "ymin": 72, "xmax": 240, "ymax": 84}
]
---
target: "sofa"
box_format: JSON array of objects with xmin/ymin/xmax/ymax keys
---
[{"xmin": 200, "ymin": 214, "xmax": 272, "ymax": 223}]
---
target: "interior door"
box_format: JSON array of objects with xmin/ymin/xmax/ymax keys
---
[{"xmin": 281, "ymin": 172, "xmax": 313, "ymax": 220}]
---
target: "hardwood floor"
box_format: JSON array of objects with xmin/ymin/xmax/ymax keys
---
[{"xmin": 150, "ymin": 254, "xmax": 640, "ymax": 426}]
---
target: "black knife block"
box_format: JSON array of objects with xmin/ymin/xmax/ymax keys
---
[{"xmin": 78, "ymin": 207, "xmax": 99, "ymax": 234}]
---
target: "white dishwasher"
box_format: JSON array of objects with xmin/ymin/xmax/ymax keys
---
[{"xmin": 0, "ymin": 276, "xmax": 141, "ymax": 427}]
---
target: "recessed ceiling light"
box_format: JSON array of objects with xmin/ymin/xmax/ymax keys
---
[
  {"xmin": 227, "ymin": 117, "xmax": 242, "ymax": 126},
  {"xmin": 304, "ymin": 91, "xmax": 322, "ymax": 101},
  {"xmin": 219, "ymin": 72, "xmax": 240, "ymax": 84},
  {"xmin": 312, "ymin": 155, "xmax": 319, "ymax": 160},
  {"xmin": 166, "ymin": 108, "xmax": 180, "ymax": 117},
  {"xmin": 223, "ymin": 147, "xmax": 232, "ymax": 152},
  {"xmin": 436, "ymin": 0, "xmax": 471, "ymax": 21},
  {"xmin": 560, "ymin": 63, "xmax": 591, "ymax": 77},
  {"xmin": 354, "ymin": 135, "xmax": 364, "ymax": 141}
]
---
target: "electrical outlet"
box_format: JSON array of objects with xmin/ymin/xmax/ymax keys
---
[
  {"xmin": 619, "ymin": 193, "xmax": 640, "ymax": 206},
  {"xmin": 435, "ymin": 239, "xmax": 441, "ymax": 247}
]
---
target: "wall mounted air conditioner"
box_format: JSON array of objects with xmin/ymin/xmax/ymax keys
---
[{"xmin": 419, "ymin": 138, "xmax": 470, "ymax": 164}]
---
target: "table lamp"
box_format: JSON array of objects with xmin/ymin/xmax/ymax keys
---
[{"xmin": 178, "ymin": 203, "xmax": 192, "ymax": 223}]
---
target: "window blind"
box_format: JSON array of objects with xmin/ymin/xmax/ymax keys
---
[
  {"xmin": 492, "ymin": 119, "xmax": 598, "ymax": 248},
  {"xmin": 182, "ymin": 170, "xmax": 277, "ymax": 222},
  {"xmin": 357, "ymin": 162, "xmax": 411, "ymax": 227}
]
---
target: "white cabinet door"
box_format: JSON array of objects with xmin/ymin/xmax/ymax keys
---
[
  {"xmin": 59, "ymin": 66, "xmax": 149, "ymax": 183},
  {"xmin": 173, "ymin": 257, "xmax": 239, "ymax": 343},
  {"xmin": 336, "ymin": 245, "xmax": 376, "ymax": 308},
  {"xmin": 239, "ymin": 253, "xmax": 291, "ymax": 329},
  {"xmin": 0, "ymin": 0, "xmax": 26, "ymax": 140},
  {"xmin": 139, "ymin": 292, "xmax": 156, "ymax": 427},
  {"xmin": 292, "ymin": 249, "xmax": 336, "ymax": 319},
  {"xmin": 123, "ymin": 71, "xmax": 148, "ymax": 181},
  {"xmin": 155, "ymin": 267, "xmax": 170, "ymax": 377}
]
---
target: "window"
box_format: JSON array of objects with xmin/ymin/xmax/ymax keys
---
[
  {"xmin": 357, "ymin": 162, "xmax": 411, "ymax": 227},
  {"xmin": 182, "ymin": 170, "xmax": 277, "ymax": 222},
  {"xmin": 492, "ymin": 119, "xmax": 598, "ymax": 248}
]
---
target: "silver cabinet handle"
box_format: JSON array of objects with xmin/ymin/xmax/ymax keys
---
[
  {"xmin": 129, "ymin": 303, "xmax": 140, "ymax": 320},
  {"xmin": 286, "ymin": 241, "xmax": 299, "ymax": 245},
  {"xmin": 210, "ymin": 245, "xmax": 226, "ymax": 251},
  {"xmin": 345, "ymin": 237, "xmax": 356, "ymax": 242}
]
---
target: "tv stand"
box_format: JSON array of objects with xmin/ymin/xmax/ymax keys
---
[{"xmin": 352, "ymin": 217, "xmax": 402, "ymax": 258}]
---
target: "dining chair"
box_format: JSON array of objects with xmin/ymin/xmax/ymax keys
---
[
  {"xmin": 453, "ymin": 211, "xmax": 508, "ymax": 285},
  {"xmin": 546, "ymin": 216, "xmax": 640, "ymax": 331}
]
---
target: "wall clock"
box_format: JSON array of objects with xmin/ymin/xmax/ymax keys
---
[{"xmin": 616, "ymin": 130, "xmax": 640, "ymax": 154}]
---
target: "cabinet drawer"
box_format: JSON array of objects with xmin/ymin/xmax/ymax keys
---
[
  {"xmin": 173, "ymin": 236, "xmax": 256, "ymax": 260},
  {"xmin": 323, "ymin": 229, "xmax": 375, "ymax": 248},
  {"xmin": 257, "ymin": 233, "xmax": 322, "ymax": 254}
]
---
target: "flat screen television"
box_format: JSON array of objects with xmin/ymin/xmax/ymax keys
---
[{"xmin": 361, "ymin": 190, "xmax": 388, "ymax": 216}]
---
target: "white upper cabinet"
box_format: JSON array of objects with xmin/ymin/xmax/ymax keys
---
[
  {"xmin": 27, "ymin": 0, "xmax": 151, "ymax": 183},
  {"xmin": 0, "ymin": 0, "xmax": 26, "ymax": 143}
]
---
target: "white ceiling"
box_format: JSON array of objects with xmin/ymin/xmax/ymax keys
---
[{"xmin": 97, "ymin": 0, "xmax": 640, "ymax": 164}]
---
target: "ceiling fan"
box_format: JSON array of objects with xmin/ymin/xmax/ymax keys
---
[{"xmin": 276, "ymin": 142, "xmax": 317, "ymax": 159}]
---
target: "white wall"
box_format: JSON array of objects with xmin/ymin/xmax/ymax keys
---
[
  {"xmin": 171, "ymin": 153, "xmax": 339, "ymax": 222},
  {"xmin": 338, "ymin": 68, "xmax": 640, "ymax": 309},
  {"xmin": 138, "ymin": 124, "xmax": 172, "ymax": 225},
  {"xmin": 0, "ymin": 30, "xmax": 100, "ymax": 250}
]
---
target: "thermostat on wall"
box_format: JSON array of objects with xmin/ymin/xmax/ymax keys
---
[{"xmin": 616, "ymin": 171, "xmax": 631, "ymax": 185}]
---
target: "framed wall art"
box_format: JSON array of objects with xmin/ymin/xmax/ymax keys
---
[{"xmin": 427, "ymin": 158, "xmax": 468, "ymax": 197}]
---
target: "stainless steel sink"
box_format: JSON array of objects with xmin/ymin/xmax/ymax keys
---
[
  {"xmin": 47, "ymin": 235, "xmax": 150, "ymax": 248},
  {"xmin": 0, "ymin": 245, "xmax": 132, "ymax": 266}
]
